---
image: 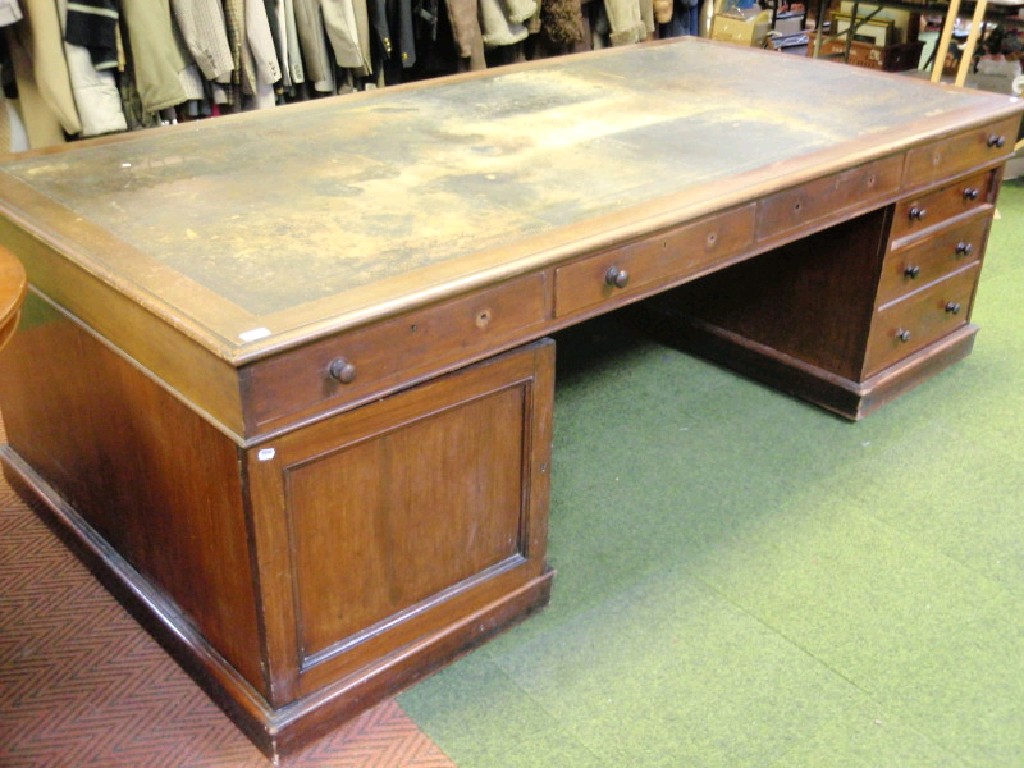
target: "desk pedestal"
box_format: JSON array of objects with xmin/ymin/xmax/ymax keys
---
[{"xmin": 0, "ymin": 298, "xmax": 555, "ymax": 757}]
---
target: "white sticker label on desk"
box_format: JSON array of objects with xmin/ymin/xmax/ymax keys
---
[
  {"xmin": 258, "ymin": 448, "xmax": 276, "ymax": 462},
  {"xmin": 239, "ymin": 327, "xmax": 272, "ymax": 342}
]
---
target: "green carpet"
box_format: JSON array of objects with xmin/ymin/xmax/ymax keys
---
[{"xmin": 399, "ymin": 179, "xmax": 1024, "ymax": 767}]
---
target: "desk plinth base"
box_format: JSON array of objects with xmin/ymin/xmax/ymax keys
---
[
  {"xmin": 1, "ymin": 443, "xmax": 554, "ymax": 758},
  {"xmin": 653, "ymin": 318, "xmax": 978, "ymax": 421}
]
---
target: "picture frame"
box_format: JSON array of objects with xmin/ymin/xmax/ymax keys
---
[{"xmin": 832, "ymin": 13, "xmax": 896, "ymax": 46}]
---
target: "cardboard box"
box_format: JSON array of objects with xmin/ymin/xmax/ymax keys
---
[{"xmin": 711, "ymin": 9, "xmax": 773, "ymax": 46}]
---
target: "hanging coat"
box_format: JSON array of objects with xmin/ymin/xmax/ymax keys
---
[
  {"xmin": 171, "ymin": 0, "xmax": 234, "ymax": 83},
  {"xmin": 57, "ymin": 0, "xmax": 126, "ymax": 136}
]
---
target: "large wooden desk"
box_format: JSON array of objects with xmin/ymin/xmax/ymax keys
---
[{"xmin": 0, "ymin": 39, "xmax": 1020, "ymax": 757}]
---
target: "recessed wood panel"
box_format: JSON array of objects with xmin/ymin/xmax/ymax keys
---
[
  {"xmin": 246, "ymin": 340, "xmax": 554, "ymax": 701},
  {"xmin": 287, "ymin": 384, "xmax": 528, "ymax": 660}
]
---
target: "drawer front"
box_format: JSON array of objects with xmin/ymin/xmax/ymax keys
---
[
  {"xmin": 877, "ymin": 212, "xmax": 990, "ymax": 306},
  {"xmin": 554, "ymin": 205, "xmax": 755, "ymax": 318},
  {"xmin": 756, "ymin": 155, "xmax": 902, "ymax": 242},
  {"xmin": 865, "ymin": 265, "xmax": 979, "ymax": 376},
  {"xmin": 903, "ymin": 115, "xmax": 1019, "ymax": 191},
  {"xmin": 246, "ymin": 272, "xmax": 549, "ymax": 432},
  {"xmin": 891, "ymin": 169, "xmax": 993, "ymax": 241}
]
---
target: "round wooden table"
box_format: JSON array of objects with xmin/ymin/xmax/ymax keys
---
[{"xmin": 0, "ymin": 246, "xmax": 27, "ymax": 352}]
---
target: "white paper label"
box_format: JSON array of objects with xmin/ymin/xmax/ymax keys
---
[{"xmin": 239, "ymin": 327, "xmax": 272, "ymax": 342}]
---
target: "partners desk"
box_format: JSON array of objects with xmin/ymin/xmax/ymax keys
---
[{"xmin": 1, "ymin": 39, "xmax": 1021, "ymax": 757}]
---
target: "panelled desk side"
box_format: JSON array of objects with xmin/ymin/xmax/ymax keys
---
[{"xmin": 0, "ymin": 40, "xmax": 1021, "ymax": 757}]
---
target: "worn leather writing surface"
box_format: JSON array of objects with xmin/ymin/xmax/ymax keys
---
[{"xmin": 0, "ymin": 38, "xmax": 1016, "ymax": 358}]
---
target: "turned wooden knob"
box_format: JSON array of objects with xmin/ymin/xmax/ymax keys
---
[
  {"xmin": 604, "ymin": 266, "xmax": 629, "ymax": 289},
  {"xmin": 328, "ymin": 357, "xmax": 357, "ymax": 384},
  {"xmin": 955, "ymin": 242, "xmax": 974, "ymax": 258}
]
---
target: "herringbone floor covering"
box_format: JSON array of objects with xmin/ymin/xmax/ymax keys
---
[{"xmin": 0, "ymin": 416, "xmax": 455, "ymax": 768}]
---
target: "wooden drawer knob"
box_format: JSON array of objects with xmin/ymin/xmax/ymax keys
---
[
  {"xmin": 987, "ymin": 134, "xmax": 1006, "ymax": 149},
  {"xmin": 955, "ymin": 242, "xmax": 974, "ymax": 258},
  {"xmin": 904, "ymin": 265, "xmax": 921, "ymax": 279},
  {"xmin": 604, "ymin": 266, "xmax": 629, "ymax": 289},
  {"xmin": 945, "ymin": 301, "xmax": 962, "ymax": 315},
  {"xmin": 328, "ymin": 357, "xmax": 357, "ymax": 384},
  {"xmin": 908, "ymin": 206, "xmax": 927, "ymax": 222},
  {"xmin": 963, "ymin": 187, "xmax": 980, "ymax": 201}
]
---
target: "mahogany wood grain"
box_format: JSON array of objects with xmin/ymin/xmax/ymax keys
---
[
  {"xmin": 0, "ymin": 293, "xmax": 265, "ymax": 691},
  {"xmin": 754, "ymin": 156, "xmax": 902, "ymax": 243},
  {"xmin": 554, "ymin": 205, "xmax": 756, "ymax": 318},
  {"xmin": 877, "ymin": 212, "xmax": 989, "ymax": 306},
  {"xmin": 891, "ymin": 170, "xmax": 994, "ymax": 241},
  {"xmin": 902, "ymin": 115, "xmax": 1021, "ymax": 191},
  {"xmin": 864, "ymin": 265, "xmax": 979, "ymax": 376},
  {"xmin": 246, "ymin": 341, "xmax": 554, "ymax": 703},
  {"xmin": 0, "ymin": 217, "xmax": 246, "ymax": 437},
  {"xmin": 244, "ymin": 273, "xmax": 549, "ymax": 436}
]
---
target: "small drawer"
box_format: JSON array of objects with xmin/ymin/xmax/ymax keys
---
[
  {"xmin": 554, "ymin": 205, "xmax": 755, "ymax": 318},
  {"xmin": 891, "ymin": 169, "xmax": 993, "ymax": 241},
  {"xmin": 864, "ymin": 265, "xmax": 979, "ymax": 377},
  {"xmin": 756, "ymin": 155, "xmax": 902, "ymax": 242},
  {"xmin": 877, "ymin": 211, "xmax": 989, "ymax": 306},
  {"xmin": 903, "ymin": 115, "xmax": 1020, "ymax": 191},
  {"xmin": 245, "ymin": 272, "xmax": 549, "ymax": 433}
]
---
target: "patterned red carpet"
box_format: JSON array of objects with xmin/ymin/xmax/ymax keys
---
[{"xmin": 0, "ymin": 417, "xmax": 455, "ymax": 768}]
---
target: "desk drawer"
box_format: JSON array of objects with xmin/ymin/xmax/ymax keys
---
[
  {"xmin": 891, "ymin": 170, "xmax": 993, "ymax": 241},
  {"xmin": 903, "ymin": 115, "xmax": 1019, "ymax": 191},
  {"xmin": 865, "ymin": 265, "xmax": 979, "ymax": 376},
  {"xmin": 877, "ymin": 212, "xmax": 989, "ymax": 306},
  {"xmin": 245, "ymin": 272, "xmax": 549, "ymax": 433},
  {"xmin": 554, "ymin": 205, "xmax": 755, "ymax": 318},
  {"xmin": 755, "ymin": 155, "xmax": 902, "ymax": 242}
]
